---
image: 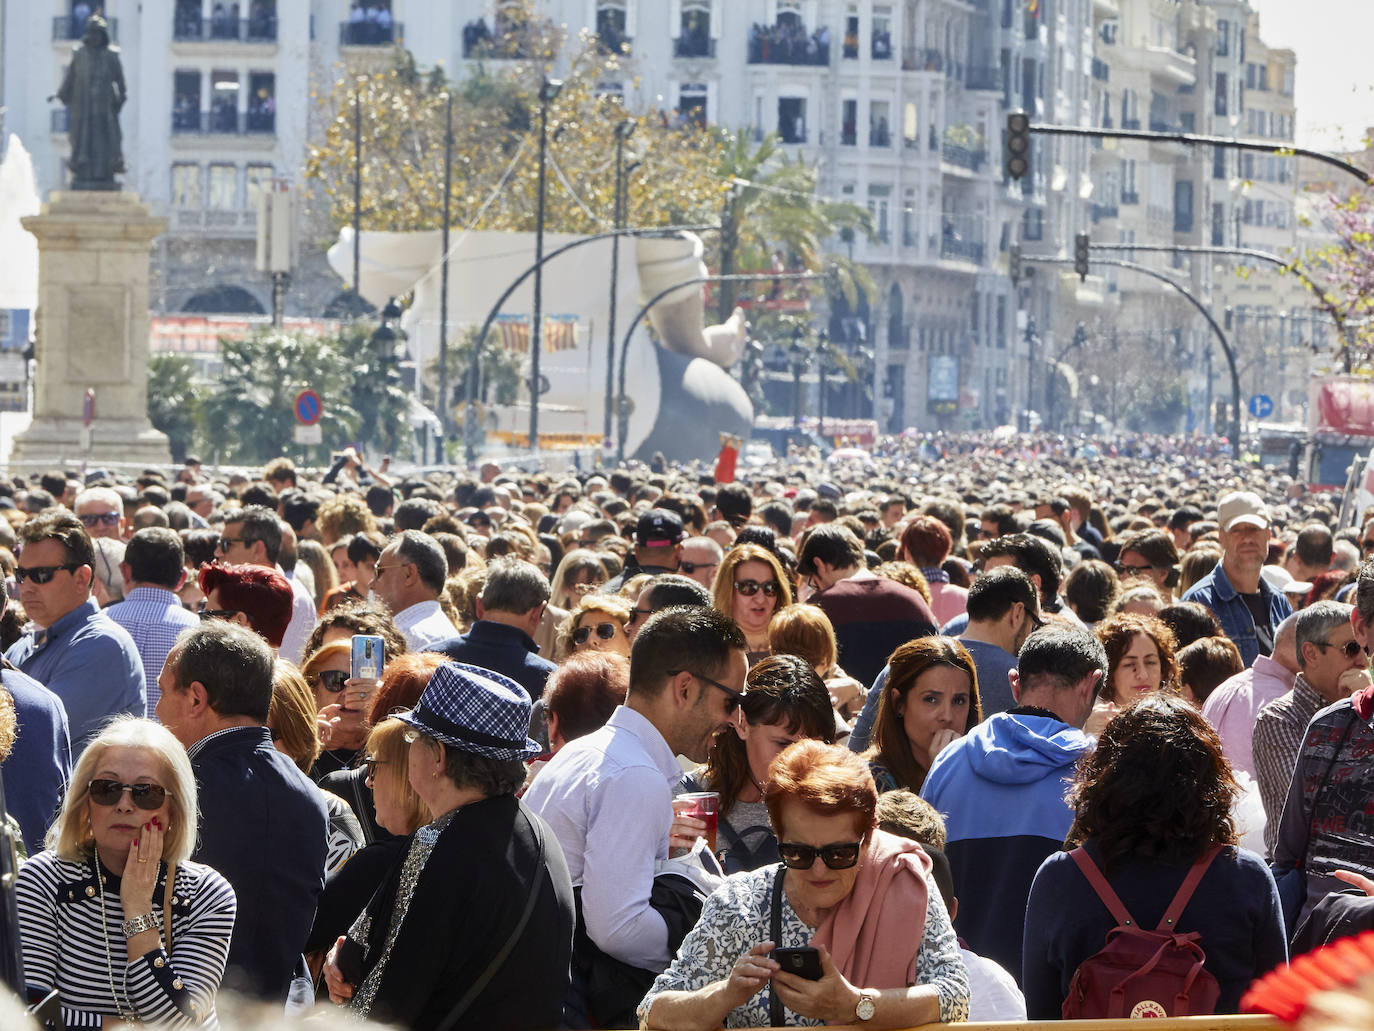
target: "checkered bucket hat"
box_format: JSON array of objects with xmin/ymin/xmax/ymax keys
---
[{"xmin": 393, "ymin": 662, "xmax": 541, "ymax": 761}]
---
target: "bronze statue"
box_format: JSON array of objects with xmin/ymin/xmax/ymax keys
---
[{"xmin": 56, "ymin": 15, "xmax": 127, "ymax": 190}]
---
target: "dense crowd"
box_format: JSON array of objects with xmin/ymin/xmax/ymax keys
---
[{"xmin": 3, "ymin": 431, "xmax": 1374, "ymax": 1029}]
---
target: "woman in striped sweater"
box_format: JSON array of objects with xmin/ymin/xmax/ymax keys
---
[{"xmin": 17, "ymin": 717, "xmax": 236, "ymax": 1027}]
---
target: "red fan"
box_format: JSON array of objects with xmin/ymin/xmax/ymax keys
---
[{"xmin": 1242, "ymin": 931, "xmax": 1374, "ymax": 1022}]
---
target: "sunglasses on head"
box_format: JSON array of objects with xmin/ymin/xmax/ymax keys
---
[
  {"xmin": 679, "ymin": 560, "xmax": 718, "ymax": 576},
  {"xmin": 734, "ymin": 579, "xmax": 780, "ymax": 597},
  {"xmin": 78, "ymin": 512, "xmax": 121, "ymax": 528},
  {"xmin": 316, "ymin": 669, "xmax": 349, "ymax": 693},
  {"xmin": 88, "ymin": 779, "xmax": 169, "ymax": 810},
  {"xmin": 778, "ymin": 840, "xmax": 864, "ymax": 870},
  {"xmin": 15, "ymin": 563, "xmax": 82, "ymax": 585},
  {"xmin": 572, "ymin": 622, "xmax": 619, "ymax": 646}
]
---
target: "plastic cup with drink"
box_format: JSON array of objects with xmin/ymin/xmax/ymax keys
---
[{"xmin": 670, "ymin": 791, "xmax": 720, "ymax": 858}]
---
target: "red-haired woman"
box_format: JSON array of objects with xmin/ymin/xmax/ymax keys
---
[{"xmin": 640, "ymin": 740, "xmax": 968, "ymax": 1029}]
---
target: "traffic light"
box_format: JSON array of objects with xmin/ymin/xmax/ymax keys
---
[
  {"xmin": 1073, "ymin": 232, "xmax": 1090, "ymax": 280},
  {"xmin": 1005, "ymin": 110, "xmax": 1031, "ymax": 180},
  {"xmin": 1009, "ymin": 243, "xmax": 1023, "ymax": 283}
]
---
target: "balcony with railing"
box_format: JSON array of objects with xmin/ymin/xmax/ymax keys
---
[
  {"xmin": 966, "ymin": 66, "xmax": 1000, "ymax": 90},
  {"xmin": 170, "ymin": 208, "xmax": 258, "ymax": 236},
  {"xmin": 842, "ymin": 123, "xmax": 857, "ymax": 146},
  {"xmin": 940, "ymin": 232, "xmax": 985, "ymax": 265},
  {"xmin": 53, "ymin": 15, "xmax": 118, "ymax": 41},
  {"xmin": 171, "ymin": 109, "xmax": 276, "ymax": 135},
  {"xmin": 902, "ymin": 47, "xmax": 943, "ymax": 72},
  {"xmin": 748, "ymin": 23, "xmax": 831, "ymax": 65},
  {"xmin": 872, "ymin": 31, "xmax": 893, "ymax": 60},
  {"xmin": 1121, "ymin": 190, "xmax": 1140, "ymax": 205},
  {"xmin": 339, "ymin": 19, "xmax": 400, "ymax": 46},
  {"xmin": 674, "ymin": 35, "xmax": 715, "ymax": 58},
  {"xmin": 941, "ymin": 143, "xmax": 986, "ymax": 171},
  {"xmin": 175, "ymin": 14, "xmax": 277, "ymax": 42},
  {"xmin": 870, "ymin": 126, "xmax": 892, "ymax": 147},
  {"xmin": 1091, "ymin": 203, "xmax": 1119, "ymax": 223}
]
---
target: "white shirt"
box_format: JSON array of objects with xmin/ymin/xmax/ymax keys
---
[
  {"xmin": 961, "ymin": 948, "xmax": 1026, "ymax": 1021},
  {"xmin": 523, "ymin": 705, "xmax": 680, "ymax": 970},
  {"xmin": 393, "ymin": 600, "xmax": 459, "ymax": 652},
  {"xmin": 278, "ymin": 565, "xmax": 318, "ymax": 665}
]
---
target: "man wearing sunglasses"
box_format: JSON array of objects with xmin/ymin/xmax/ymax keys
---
[
  {"xmin": 1254, "ymin": 600, "xmax": 1370, "ymax": 859},
  {"xmin": 217, "ymin": 505, "xmax": 317, "ymax": 664},
  {"xmin": 5, "ymin": 510, "xmax": 145, "ymax": 751},
  {"xmin": 524, "ymin": 606, "xmax": 747, "ymax": 1027},
  {"xmin": 73, "ymin": 485, "xmax": 128, "ymax": 541}
]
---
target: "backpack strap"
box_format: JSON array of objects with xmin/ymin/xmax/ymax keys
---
[
  {"xmin": 768, "ymin": 863, "xmax": 786, "ymax": 1027},
  {"xmin": 1069, "ymin": 847, "xmax": 1138, "ymax": 927},
  {"xmin": 1157, "ymin": 846, "xmax": 1221, "ymax": 932}
]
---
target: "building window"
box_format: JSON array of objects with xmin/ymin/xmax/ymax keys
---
[
  {"xmin": 344, "ymin": 1, "xmax": 395, "ymax": 46},
  {"xmin": 676, "ymin": 0, "xmax": 713, "ymax": 57},
  {"xmin": 841, "ymin": 99, "xmax": 857, "ymax": 146},
  {"xmin": 1216, "ymin": 20, "xmax": 1229, "ymax": 57},
  {"xmin": 903, "ymin": 102, "xmax": 918, "ymax": 148},
  {"xmin": 208, "ymin": 165, "xmax": 237, "ymax": 210},
  {"xmin": 870, "ymin": 101, "xmax": 891, "ymax": 146},
  {"xmin": 902, "ymin": 189, "xmax": 916, "ymax": 247},
  {"xmin": 247, "ymin": 73, "xmax": 275, "ymax": 133},
  {"xmin": 1022, "ymin": 207, "xmax": 1043, "ymax": 241},
  {"xmin": 843, "ymin": 14, "xmax": 859, "ymax": 59},
  {"xmin": 679, "ymin": 83, "xmax": 707, "ymax": 129},
  {"xmin": 1174, "ymin": 181, "xmax": 1194, "ymax": 233},
  {"xmin": 778, "ymin": 97, "xmax": 806, "ymax": 143},
  {"xmin": 1215, "ymin": 72, "xmax": 1228, "ymax": 117},
  {"xmin": 171, "ymin": 164, "xmax": 202, "ymax": 208},
  {"xmin": 246, "ymin": 165, "xmax": 274, "ymax": 210},
  {"xmin": 173, "ymin": 70, "xmax": 201, "ymax": 132},
  {"xmin": 596, "ymin": 1, "xmax": 630, "ymax": 54},
  {"xmin": 871, "ymin": 6, "xmax": 892, "ymax": 59},
  {"xmin": 867, "ymin": 185, "xmax": 891, "ymax": 243},
  {"xmin": 211, "ymin": 71, "xmax": 239, "ymax": 133}
]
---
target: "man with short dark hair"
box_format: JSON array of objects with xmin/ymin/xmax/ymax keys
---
[
  {"xmin": 218, "ymin": 504, "xmax": 317, "ymax": 663},
  {"xmin": 6, "ymin": 510, "xmax": 145, "ymax": 749},
  {"xmin": 105, "ymin": 527, "xmax": 199, "ymax": 713},
  {"xmin": 156, "ymin": 620, "xmax": 328, "ymax": 1002},
  {"xmin": 1284, "ymin": 522, "xmax": 1334, "ymax": 584},
  {"xmin": 711, "ymin": 483, "xmax": 752, "ymax": 530},
  {"xmin": 1168, "ymin": 505, "xmax": 1205, "ymax": 550},
  {"xmin": 434, "ymin": 557, "xmax": 556, "ymax": 699},
  {"xmin": 921, "ymin": 625, "xmax": 1103, "ymax": 983},
  {"xmin": 524, "ymin": 606, "xmax": 748, "ymax": 1027},
  {"xmin": 370, "ymin": 529, "xmax": 458, "ymax": 650},
  {"xmin": 798, "ymin": 523, "xmax": 936, "ymax": 690},
  {"xmin": 626, "ymin": 574, "xmax": 713, "ymax": 641}
]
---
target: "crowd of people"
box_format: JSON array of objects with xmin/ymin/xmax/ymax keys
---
[
  {"xmin": 748, "ymin": 20, "xmax": 831, "ymax": 65},
  {"xmin": 3, "ymin": 431, "xmax": 1374, "ymax": 1028}
]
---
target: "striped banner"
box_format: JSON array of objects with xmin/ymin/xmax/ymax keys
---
[
  {"xmin": 495, "ymin": 316, "xmax": 530, "ymax": 354},
  {"xmin": 544, "ymin": 315, "xmax": 578, "ymax": 353}
]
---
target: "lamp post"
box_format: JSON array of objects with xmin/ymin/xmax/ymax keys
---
[
  {"xmin": 437, "ymin": 91, "xmax": 454, "ymax": 457},
  {"xmin": 351, "ymin": 79, "xmax": 363, "ymax": 303},
  {"xmin": 789, "ymin": 326, "xmax": 809, "ymax": 433},
  {"xmin": 604, "ymin": 118, "xmax": 636, "ymax": 448},
  {"xmin": 529, "ymin": 76, "xmax": 563, "ymax": 455}
]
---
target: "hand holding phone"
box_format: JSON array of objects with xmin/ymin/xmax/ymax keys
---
[{"xmin": 771, "ymin": 946, "xmax": 823, "ymax": 981}]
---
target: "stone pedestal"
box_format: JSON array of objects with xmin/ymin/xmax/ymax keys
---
[{"xmin": 10, "ymin": 191, "xmax": 171, "ymax": 467}]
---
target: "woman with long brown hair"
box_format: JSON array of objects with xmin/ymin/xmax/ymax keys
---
[
  {"xmin": 865, "ymin": 637, "xmax": 983, "ymax": 793},
  {"xmin": 711, "ymin": 544, "xmax": 794, "ymax": 664}
]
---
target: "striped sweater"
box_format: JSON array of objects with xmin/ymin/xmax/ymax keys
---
[{"xmin": 17, "ymin": 851, "xmax": 236, "ymax": 1027}]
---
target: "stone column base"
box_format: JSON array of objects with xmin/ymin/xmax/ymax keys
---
[{"xmin": 10, "ymin": 417, "xmax": 171, "ymax": 469}]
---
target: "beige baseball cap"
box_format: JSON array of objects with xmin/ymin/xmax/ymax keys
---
[{"xmin": 1217, "ymin": 490, "xmax": 1269, "ymax": 532}]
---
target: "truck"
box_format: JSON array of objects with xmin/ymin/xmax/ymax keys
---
[{"xmin": 1303, "ymin": 375, "xmax": 1374, "ymax": 492}]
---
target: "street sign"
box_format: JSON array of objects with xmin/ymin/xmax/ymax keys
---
[
  {"xmin": 1248, "ymin": 394, "xmax": 1274, "ymax": 419},
  {"xmin": 294, "ymin": 389, "xmax": 322, "ymax": 426},
  {"xmin": 293, "ymin": 424, "xmax": 323, "ymax": 445}
]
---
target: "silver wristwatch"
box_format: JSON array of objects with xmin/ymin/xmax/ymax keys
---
[
  {"xmin": 855, "ymin": 991, "xmax": 877, "ymax": 1022},
  {"xmin": 121, "ymin": 912, "xmax": 160, "ymax": 938}
]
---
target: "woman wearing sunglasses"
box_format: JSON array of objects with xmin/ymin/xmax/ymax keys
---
[
  {"xmin": 676, "ymin": 656, "xmax": 836, "ymax": 874},
  {"xmin": 301, "ymin": 640, "xmax": 380, "ymax": 780},
  {"xmin": 639, "ymin": 740, "xmax": 969, "ymax": 1030},
  {"xmin": 16, "ymin": 717, "xmax": 237, "ymax": 1027},
  {"xmin": 556, "ymin": 594, "xmax": 632, "ymax": 660},
  {"xmin": 712, "ymin": 544, "xmax": 794, "ymax": 666}
]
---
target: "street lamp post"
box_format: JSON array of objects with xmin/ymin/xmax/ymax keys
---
[
  {"xmin": 351, "ymin": 79, "xmax": 363, "ymax": 302},
  {"xmin": 529, "ymin": 76, "xmax": 563, "ymax": 455},
  {"xmin": 604, "ymin": 118, "xmax": 636, "ymax": 448},
  {"xmin": 789, "ymin": 327, "xmax": 808, "ymax": 432},
  {"xmin": 437, "ymin": 91, "xmax": 454, "ymax": 458}
]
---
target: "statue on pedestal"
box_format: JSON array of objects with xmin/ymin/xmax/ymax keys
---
[{"xmin": 56, "ymin": 15, "xmax": 126, "ymax": 190}]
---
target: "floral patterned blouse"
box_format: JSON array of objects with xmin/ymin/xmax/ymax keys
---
[{"xmin": 638, "ymin": 863, "xmax": 970, "ymax": 1028}]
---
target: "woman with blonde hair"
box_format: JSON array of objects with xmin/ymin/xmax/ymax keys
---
[
  {"xmin": 711, "ymin": 543, "xmax": 794, "ymax": 664},
  {"xmin": 555, "ymin": 593, "xmax": 633, "ymax": 661},
  {"xmin": 17, "ymin": 717, "xmax": 237, "ymax": 1027},
  {"xmin": 301, "ymin": 640, "xmax": 379, "ymax": 780}
]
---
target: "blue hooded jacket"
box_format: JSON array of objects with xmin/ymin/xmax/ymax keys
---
[{"xmin": 921, "ymin": 711, "xmax": 1093, "ymax": 984}]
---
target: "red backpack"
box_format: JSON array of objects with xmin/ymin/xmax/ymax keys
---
[{"xmin": 1062, "ymin": 846, "xmax": 1222, "ymax": 1020}]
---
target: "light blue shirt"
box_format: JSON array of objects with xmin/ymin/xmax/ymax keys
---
[
  {"xmin": 105, "ymin": 586, "xmax": 199, "ymax": 715},
  {"xmin": 523, "ymin": 704, "xmax": 680, "ymax": 970},
  {"xmin": 6, "ymin": 598, "xmax": 145, "ymax": 752}
]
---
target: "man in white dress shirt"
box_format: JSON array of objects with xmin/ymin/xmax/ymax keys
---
[
  {"xmin": 217, "ymin": 505, "xmax": 316, "ymax": 664},
  {"xmin": 524, "ymin": 606, "xmax": 747, "ymax": 1028},
  {"xmin": 370, "ymin": 530, "xmax": 457, "ymax": 652}
]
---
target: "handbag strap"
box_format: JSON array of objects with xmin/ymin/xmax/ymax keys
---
[
  {"xmin": 768, "ymin": 863, "xmax": 786, "ymax": 1028},
  {"xmin": 1158, "ymin": 846, "xmax": 1221, "ymax": 931},
  {"xmin": 1069, "ymin": 847, "xmax": 1137, "ymax": 927},
  {"xmin": 435, "ymin": 812, "xmax": 547, "ymax": 1031},
  {"xmin": 162, "ymin": 862, "xmax": 176, "ymax": 954}
]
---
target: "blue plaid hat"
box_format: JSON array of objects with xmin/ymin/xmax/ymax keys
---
[{"xmin": 393, "ymin": 662, "xmax": 541, "ymax": 761}]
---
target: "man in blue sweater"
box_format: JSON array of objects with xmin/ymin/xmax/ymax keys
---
[{"xmin": 921, "ymin": 625, "xmax": 1104, "ymax": 983}]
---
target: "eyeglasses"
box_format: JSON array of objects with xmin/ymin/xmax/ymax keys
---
[
  {"xmin": 217, "ymin": 537, "xmax": 248, "ymax": 553},
  {"xmin": 1115, "ymin": 562, "xmax": 1154, "ymax": 576},
  {"xmin": 627, "ymin": 606, "xmax": 653, "ymax": 626},
  {"xmin": 1314, "ymin": 639, "xmax": 1364, "ymax": 660},
  {"xmin": 198, "ymin": 608, "xmax": 239, "ymax": 622},
  {"xmin": 734, "ymin": 579, "xmax": 781, "ymax": 598},
  {"xmin": 372, "ymin": 562, "xmax": 412, "ymax": 578},
  {"xmin": 78, "ymin": 511, "xmax": 121, "ymax": 528},
  {"xmin": 572, "ymin": 622, "xmax": 619, "ymax": 646},
  {"xmin": 88, "ymin": 779, "xmax": 169, "ymax": 810},
  {"xmin": 778, "ymin": 840, "xmax": 864, "ymax": 871},
  {"xmin": 15, "ymin": 563, "xmax": 82, "ymax": 585},
  {"xmin": 679, "ymin": 560, "xmax": 718, "ymax": 576},
  {"xmin": 316, "ymin": 669, "xmax": 349, "ymax": 693},
  {"xmin": 360, "ymin": 755, "xmax": 387, "ymax": 778},
  {"xmin": 669, "ymin": 669, "xmax": 745, "ymax": 715}
]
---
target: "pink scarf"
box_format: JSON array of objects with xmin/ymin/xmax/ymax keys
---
[{"xmin": 810, "ymin": 829, "xmax": 931, "ymax": 990}]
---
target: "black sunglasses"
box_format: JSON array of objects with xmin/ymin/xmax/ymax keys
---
[
  {"xmin": 734, "ymin": 579, "xmax": 781, "ymax": 597},
  {"xmin": 1114, "ymin": 562, "xmax": 1154, "ymax": 576},
  {"xmin": 15, "ymin": 564, "xmax": 82, "ymax": 585},
  {"xmin": 78, "ymin": 512, "xmax": 122, "ymax": 528},
  {"xmin": 88, "ymin": 779, "xmax": 169, "ymax": 810},
  {"xmin": 572, "ymin": 622, "xmax": 619, "ymax": 646},
  {"xmin": 198, "ymin": 607, "xmax": 238, "ymax": 622},
  {"xmin": 217, "ymin": 537, "xmax": 248, "ymax": 553},
  {"xmin": 670, "ymin": 669, "xmax": 744, "ymax": 714},
  {"xmin": 316, "ymin": 669, "xmax": 349, "ymax": 693},
  {"xmin": 778, "ymin": 840, "xmax": 864, "ymax": 871},
  {"xmin": 679, "ymin": 560, "xmax": 718, "ymax": 576},
  {"xmin": 1315, "ymin": 639, "xmax": 1364, "ymax": 660},
  {"xmin": 360, "ymin": 755, "xmax": 387, "ymax": 778}
]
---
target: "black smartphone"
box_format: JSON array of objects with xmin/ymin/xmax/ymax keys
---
[{"xmin": 772, "ymin": 946, "xmax": 823, "ymax": 980}]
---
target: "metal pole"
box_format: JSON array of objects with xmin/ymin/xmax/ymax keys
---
[
  {"xmin": 271, "ymin": 272, "xmax": 286, "ymax": 328},
  {"xmin": 529, "ymin": 89, "xmax": 554, "ymax": 455},
  {"xmin": 604, "ymin": 125, "xmax": 628, "ymax": 446},
  {"xmin": 438, "ymin": 91, "xmax": 453, "ymax": 452},
  {"xmin": 352, "ymin": 82, "xmax": 362, "ymax": 303},
  {"xmin": 1025, "ymin": 317, "xmax": 1037, "ymax": 432}
]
